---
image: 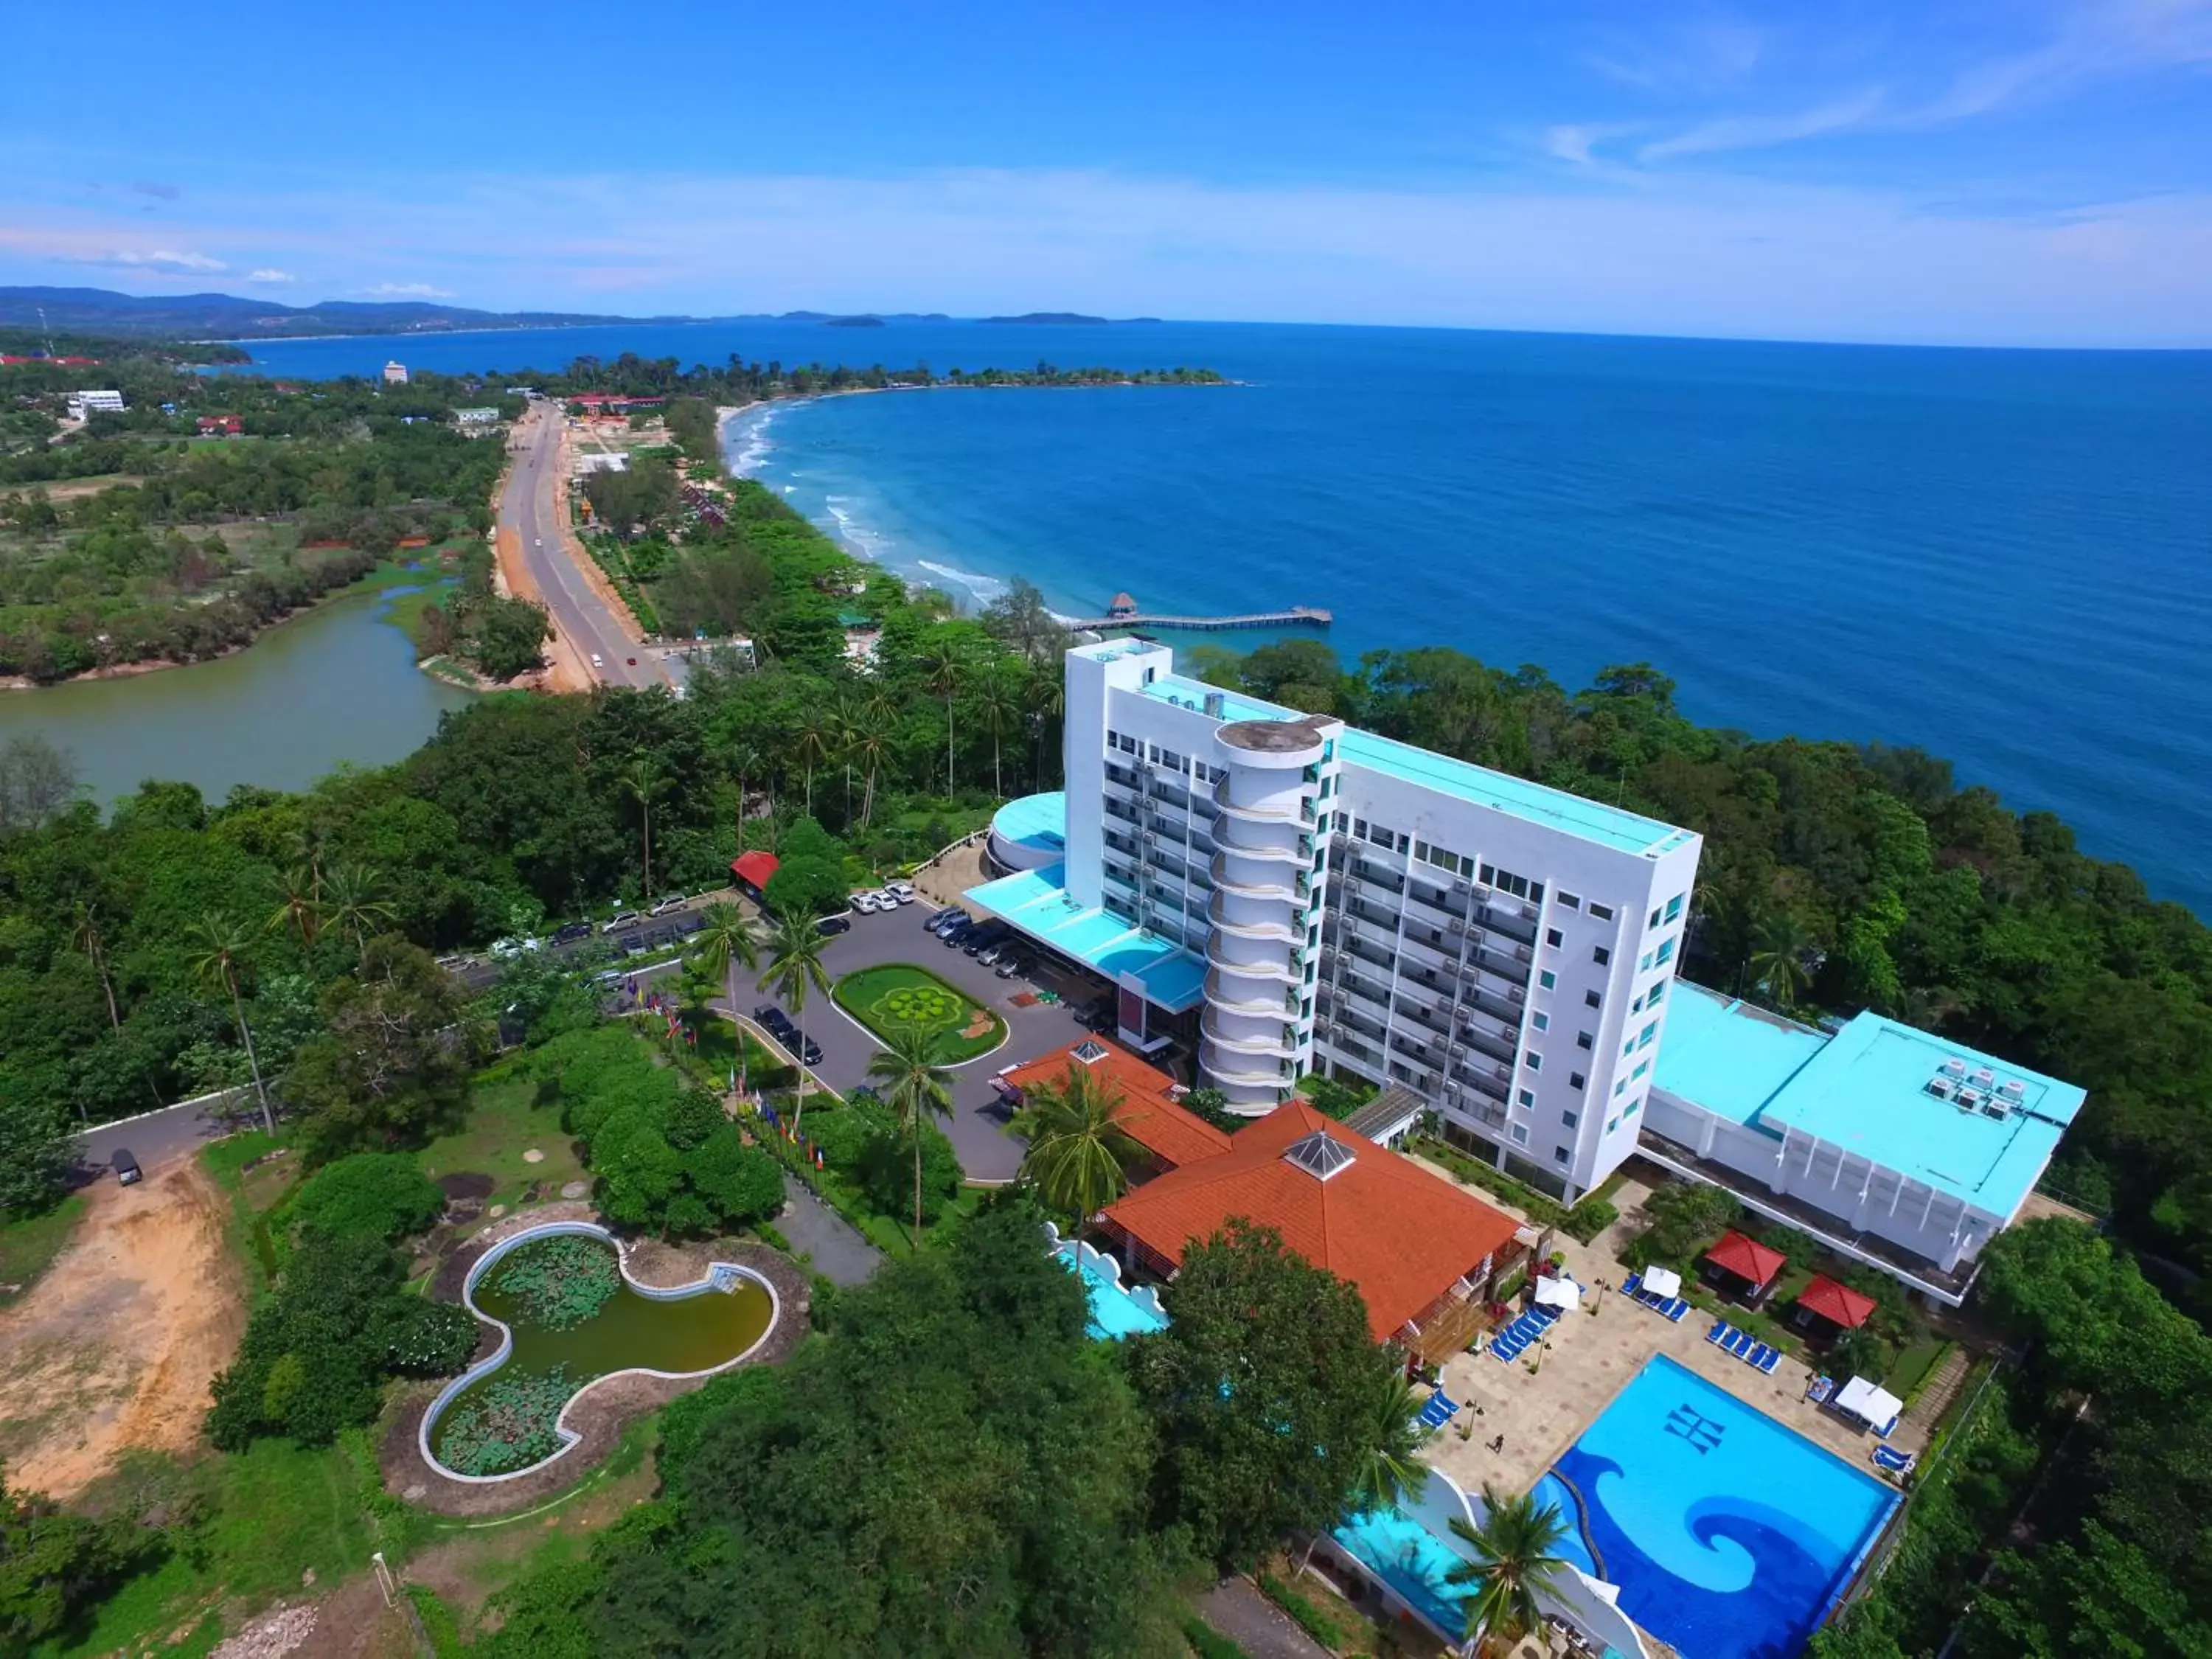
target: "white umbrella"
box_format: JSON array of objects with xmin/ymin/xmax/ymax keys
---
[
  {"xmin": 1642, "ymin": 1266, "xmax": 1683, "ymax": 1299},
  {"xmin": 1534, "ymin": 1276, "xmax": 1582, "ymax": 1312},
  {"xmin": 1833, "ymin": 1376, "xmax": 1904, "ymax": 1427}
]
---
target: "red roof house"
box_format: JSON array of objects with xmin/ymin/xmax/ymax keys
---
[
  {"xmin": 730, "ymin": 849, "xmax": 779, "ymax": 895},
  {"xmin": 1098, "ymin": 1102, "xmax": 1523, "ymax": 1360},
  {"xmin": 998, "ymin": 1037, "xmax": 1231, "ymax": 1175},
  {"xmin": 196, "ymin": 414, "xmax": 243, "ymax": 436},
  {"xmin": 1794, "ymin": 1273, "xmax": 1877, "ymax": 1332},
  {"xmin": 1705, "ymin": 1230, "xmax": 1788, "ymax": 1299}
]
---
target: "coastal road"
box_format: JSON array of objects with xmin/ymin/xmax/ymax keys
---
[{"xmin": 500, "ymin": 406, "xmax": 662, "ymax": 691}]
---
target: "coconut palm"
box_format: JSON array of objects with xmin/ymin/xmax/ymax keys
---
[
  {"xmin": 1302, "ymin": 1358, "xmax": 1427, "ymax": 1574},
  {"xmin": 760, "ymin": 908, "xmax": 832, "ymax": 1138},
  {"xmin": 70, "ymin": 900, "xmax": 121, "ymax": 1032},
  {"xmin": 1747, "ymin": 912, "xmax": 1813, "ymax": 1009},
  {"xmin": 866, "ymin": 1026, "xmax": 956, "ymax": 1243},
  {"xmin": 1014, "ymin": 1059, "xmax": 1141, "ymax": 1234},
  {"xmin": 1445, "ymin": 1484, "xmax": 1573, "ymax": 1659},
  {"xmin": 731, "ymin": 742, "xmax": 768, "ymax": 846},
  {"xmin": 188, "ymin": 913, "xmax": 274, "ymax": 1134},
  {"xmin": 265, "ymin": 863, "xmax": 320, "ymax": 949},
  {"xmin": 691, "ymin": 902, "xmax": 759, "ymax": 1030},
  {"xmin": 796, "ymin": 711, "xmax": 830, "ymax": 821},
  {"xmin": 975, "ymin": 660, "xmax": 1023, "ymax": 798},
  {"xmin": 321, "ymin": 863, "xmax": 396, "ymax": 958},
  {"xmin": 922, "ymin": 637, "xmax": 965, "ymax": 794},
  {"xmin": 849, "ymin": 706, "xmax": 893, "ymax": 828},
  {"xmin": 1026, "ymin": 665, "xmax": 1064, "ymax": 786},
  {"xmin": 620, "ymin": 758, "xmax": 664, "ymax": 902}
]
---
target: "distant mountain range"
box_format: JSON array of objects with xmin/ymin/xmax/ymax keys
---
[{"xmin": 0, "ymin": 288, "xmax": 1159, "ymax": 341}]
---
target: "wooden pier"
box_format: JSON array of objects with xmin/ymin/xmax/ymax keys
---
[{"xmin": 1068, "ymin": 597, "xmax": 1332, "ymax": 633}]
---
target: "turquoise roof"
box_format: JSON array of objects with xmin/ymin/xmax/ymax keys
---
[
  {"xmin": 1653, "ymin": 984, "xmax": 2087, "ymax": 1218},
  {"xmin": 964, "ymin": 863, "xmax": 1206, "ymax": 1012},
  {"xmin": 1651, "ymin": 984, "xmax": 1827, "ymax": 1128},
  {"xmin": 992, "ymin": 790, "xmax": 1066, "ymax": 854},
  {"xmin": 1136, "ymin": 674, "xmax": 1686, "ymax": 856}
]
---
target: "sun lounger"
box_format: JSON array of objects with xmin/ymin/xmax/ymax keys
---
[
  {"xmin": 1622, "ymin": 1273, "xmax": 1644, "ymax": 1298},
  {"xmin": 1807, "ymin": 1376, "xmax": 1835, "ymax": 1405},
  {"xmin": 1708, "ymin": 1319, "xmax": 1732, "ymax": 1345},
  {"xmin": 1752, "ymin": 1344, "xmax": 1781, "ymax": 1373},
  {"xmin": 1872, "ymin": 1444, "xmax": 1915, "ymax": 1475},
  {"xmin": 1729, "ymin": 1332, "xmax": 1757, "ymax": 1360},
  {"xmin": 1872, "ymin": 1413, "xmax": 1900, "ymax": 1439},
  {"xmin": 1663, "ymin": 1297, "xmax": 1691, "ymax": 1322}
]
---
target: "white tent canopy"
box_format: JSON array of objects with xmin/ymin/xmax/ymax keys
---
[
  {"xmin": 1534, "ymin": 1276, "xmax": 1582, "ymax": 1312},
  {"xmin": 1642, "ymin": 1266, "xmax": 1683, "ymax": 1298},
  {"xmin": 1833, "ymin": 1376, "xmax": 1904, "ymax": 1428}
]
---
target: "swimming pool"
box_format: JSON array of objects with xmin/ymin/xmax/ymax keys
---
[
  {"xmin": 1546, "ymin": 1354, "xmax": 1899, "ymax": 1659},
  {"xmin": 1054, "ymin": 1240, "xmax": 1169, "ymax": 1340}
]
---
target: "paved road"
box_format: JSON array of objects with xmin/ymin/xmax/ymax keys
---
[
  {"xmin": 776, "ymin": 1172, "xmax": 883, "ymax": 1285},
  {"xmin": 76, "ymin": 1092, "xmax": 261, "ymax": 1180},
  {"xmin": 501, "ymin": 406, "xmax": 661, "ymax": 691},
  {"xmin": 1195, "ymin": 1579, "xmax": 1332, "ymax": 1659}
]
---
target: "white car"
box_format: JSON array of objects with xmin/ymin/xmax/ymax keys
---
[
  {"xmin": 489, "ymin": 936, "xmax": 543, "ymax": 958},
  {"xmin": 849, "ymin": 891, "xmax": 881, "ymax": 914},
  {"xmin": 884, "ymin": 881, "xmax": 917, "ymax": 905},
  {"xmin": 591, "ymin": 653, "xmax": 604, "ymax": 668}
]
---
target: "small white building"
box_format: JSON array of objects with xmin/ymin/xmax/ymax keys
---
[
  {"xmin": 66, "ymin": 389, "xmax": 125, "ymax": 421},
  {"xmin": 574, "ymin": 451, "xmax": 629, "ymax": 476},
  {"xmin": 453, "ymin": 407, "xmax": 501, "ymax": 426},
  {"xmin": 382, "ymin": 361, "xmax": 409, "ymax": 385}
]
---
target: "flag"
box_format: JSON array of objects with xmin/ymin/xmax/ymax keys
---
[{"xmin": 814, "ymin": 1147, "xmax": 824, "ymax": 1170}]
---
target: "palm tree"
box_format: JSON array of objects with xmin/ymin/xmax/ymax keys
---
[
  {"xmin": 265, "ymin": 863, "xmax": 320, "ymax": 949},
  {"xmin": 189, "ymin": 913, "xmax": 274, "ymax": 1134},
  {"xmin": 69, "ymin": 900, "xmax": 121, "ymax": 1032},
  {"xmin": 922, "ymin": 637, "xmax": 965, "ymax": 795},
  {"xmin": 621, "ymin": 758, "xmax": 663, "ymax": 902},
  {"xmin": 1014, "ymin": 1059, "xmax": 1140, "ymax": 1234},
  {"xmin": 1302, "ymin": 1359, "xmax": 1427, "ymax": 1574},
  {"xmin": 975, "ymin": 661, "xmax": 1023, "ymax": 798},
  {"xmin": 849, "ymin": 705, "xmax": 892, "ymax": 827},
  {"xmin": 866, "ymin": 1026, "xmax": 955, "ymax": 1243},
  {"xmin": 1445, "ymin": 1484, "xmax": 1573, "ymax": 1659},
  {"xmin": 321, "ymin": 863, "xmax": 396, "ymax": 958},
  {"xmin": 691, "ymin": 902, "xmax": 759, "ymax": 1032},
  {"xmin": 731, "ymin": 742, "xmax": 767, "ymax": 848},
  {"xmin": 1747, "ymin": 912, "xmax": 1812, "ymax": 1009},
  {"xmin": 795, "ymin": 711, "xmax": 830, "ymax": 821},
  {"xmin": 1026, "ymin": 665, "xmax": 1064, "ymax": 786},
  {"xmin": 760, "ymin": 908, "xmax": 832, "ymax": 1138}
]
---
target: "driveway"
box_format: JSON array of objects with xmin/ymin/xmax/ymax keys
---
[
  {"xmin": 723, "ymin": 903, "xmax": 1099, "ymax": 1184},
  {"xmin": 776, "ymin": 1173, "xmax": 882, "ymax": 1286},
  {"xmin": 76, "ymin": 1091, "xmax": 257, "ymax": 1180},
  {"xmin": 1195, "ymin": 1579, "xmax": 1332, "ymax": 1659}
]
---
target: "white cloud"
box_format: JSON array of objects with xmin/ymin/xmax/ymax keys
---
[
  {"xmin": 361, "ymin": 281, "xmax": 454, "ymax": 299},
  {"xmin": 246, "ymin": 267, "xmax": 297, "ymax": 284},
  {"xmin": 1638, "ymin": 89, "xmax": 1888, "ymax": 164},
  {"xmin": 65, "ymin": 248, "xmax": 227, "ymax": 273}
]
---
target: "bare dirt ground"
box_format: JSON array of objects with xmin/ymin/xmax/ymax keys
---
[{"xmin": 0, "ymin": 1159, "xmax": 248, "ymax": 1498}]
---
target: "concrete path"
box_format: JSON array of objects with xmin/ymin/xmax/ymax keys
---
[
  {"xmin": 1195, "ymin": 1579, "xmax": 1332, "ymax": 1659},
  {"xmin": 776, "ymin": 1172, "xmax": 883, "ymax": 1286}
]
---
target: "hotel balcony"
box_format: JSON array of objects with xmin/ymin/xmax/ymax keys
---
[
  {"xmin": 1205, "ymin": 968, "xmax": 1299, "ymax": 1017},
  {"xmin": 1207, "ymin": 936, "xmax": 1299, "ymax": 984},
  {"xmin": 1201, "ymin": 1009, "xmax": 1301, "ymax": 1061},
  {"xmin": 1210, "ymin": 852, "xmax": 1301, "ymax": 902}
]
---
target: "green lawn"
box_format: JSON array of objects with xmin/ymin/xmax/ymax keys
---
[
  {"xmin": 832, "ymin": 963, "xmax": 1007, "ymax": 1063},
  {"xmin": 416, "ymin": 1065, "xmax": 587, "ymax": 1210},
  {"xmin": 0, "ymin": 1194, "xmax": 85, "ymax": 1308}
]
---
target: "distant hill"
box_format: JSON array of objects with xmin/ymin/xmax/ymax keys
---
[
  {"xmin": 825, "ymin": 315, "xmax": 887, "ymax": 327},
  {"xmin": 978, "ymin": 313, "xmax": 1164, "ymax": 326},
  {"xmin": 0, "ymin": 285, "xmax": 659, "ymax": 341}
]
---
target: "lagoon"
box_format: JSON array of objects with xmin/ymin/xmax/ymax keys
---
[{"xmin": 0, "ymin": 578, "xmax": 474, "ymax": 806}]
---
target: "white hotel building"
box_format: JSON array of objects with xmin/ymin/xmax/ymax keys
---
[{"xmin": 969, "ymin": 638, "xmax": 2090, "ymax": 1301}]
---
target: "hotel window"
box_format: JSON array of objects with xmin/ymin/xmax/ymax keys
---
[
  {"xmin": 1622, "ymin": 1037, "xmax": 1635, "ymax": 1057},
  {"xmin": 1649, "ymin": 906, "xmax": 1663, "ymax": 929},
  {"xmin": 1554, "ymin": 1146, "xmax": 1571, "ymax": 1167},
  {"xmin": 1647, "ymin": 981, "xmax": 1666, "ymax": 1006},
  {"xmin": 1352, "ymin": 818, "xmax": 1369, "ymax": 839},
  {"xmin": 1638, "ymin": 1020, "xmax": 1658, "ymax": 1048},
  {"xmin": 1576, "ymin": 1030, "xmax": 1593, "ymax": 1051},
  {"xmin": 1655, "ymin": 939, "xmax": 1676, "ymax": 966},
  {"xmin": 1562, "ymin": 1110, "xmax": 1579, "ymax": 1129},
  {"xmin": 1584, "ymin": 990, "xmax": 1602, "ymax": 1009},
  {"xmin": 1545, "ymin": 928, "xmax": 1562, "ymax": 947},
  {"xmin": 1607, "ymin": 1116, "xmax": 1620, "ymax": 1135},
  {"xmin": 1638, "ymin": 951, "xmax": 1654, "ymax": 972},
  {"xmin": 1558, "ymin": 892, "xmax": 1582, "ymax": 911},
  {"xmin": 1569, "ymin": 1071, "xmax": 1585, "ymax": 1091},
  {"xmin": 1526, "ymin": 1053, "xmax": 1543, "ymax": 1072},
  {"xmin": 1665, "ymin": 894, "xmax": 1684, "ymax": 922},
  {"xmin": 1590, "ymin": 903, "xmax": 1615, "ymax": 922},
  {"xmin": 1539, "ymin": 970, "xmax": 1557, "ymax": 990},
  {"xmin": 1625, "ymin": 1097, "xmax": 1641, "ymax": 1117},
  {"xmin": 1512, "ymin": 1124, "xmax": 1529, "ymax": 1145},
  {"xmin": 1613, "ymin": 1079, "xmax": 1627, "ymax": 1097},
  {"xmin": 1592, "ymin": 945, "xmax": 1610, "ymax": 967},
  {"xmin": 1531, "ymin": 1012, "xmax": 1550, "ymax": 1032},
  {"xmin": 1107, "ymin": 728, "xmax": 1121, "ymax": 749},
  {"xmin": 1517, "ymin": 1089, "xmax": 1534, "ymax": 1108},
  {"xmin": 1630, "ymin": 992, "xmax": 1644, "ymax": 1013},
  {"xmin": 1632, "ymin": 1059, "xmax": 1650, "ymax": 1080}
]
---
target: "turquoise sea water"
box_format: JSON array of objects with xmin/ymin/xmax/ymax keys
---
[{"xmin": 231, "ymin": 323, "xmax": 2212, "ymax": 913}]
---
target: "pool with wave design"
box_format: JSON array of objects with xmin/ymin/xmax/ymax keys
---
[{"xmin": 1539, "ymin": 1354, "xmax": 1898, "ymax": 1659}]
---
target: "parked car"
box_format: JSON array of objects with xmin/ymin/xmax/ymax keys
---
[
  {"xmin": 940, "ymin": 919, "xmax": 973, "ymax": 947},
  {"xmin": 849, "ymin": 891, "xmax": 881, "ymax": 914},
  {"xmin": 815, "ymin": 914, "xmax": 852, "ymax": 937},
  {"xmin": 927, "ymin": 905, "xmax": 961, "ymax": 931},
  {"xmin": 112, "ymin": 1148, "xmax": 142, "ymax": 1186},
  {"xmin": 994, "ymin": 952, "xmax": 1029, "ymax": 979},
  {"xmin": 489, "ymin": 936, "xmax": 543, "ymax": 958},
  {"xmin": 976, "ymin": 942, "xmax": 1008, "ymax": 967},
  {"xmin": 963, "ymin": 925, "xmax": 1004, "ymax": 956},
  {"xmin": 603, "ymin": 910, "xmax": 642, "ymax": 933},
  {"xmin": 649, "ymin": 894, "xmax": 688, "ymax": 917},
  {"xmin": 884, "ymin": 882, "xmax": 917, "ymax": 905},
  {"xmin": 754, "ymin": 1004, "xmax": 788, "ymax": 1028},
  {"xmin": 552, "ymin": 921, "xmax": 593, "ymax": 945}
]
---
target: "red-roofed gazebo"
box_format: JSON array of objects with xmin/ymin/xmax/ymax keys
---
[
  {"xmin": 731, "ymin": 849, "xmax": 779, "ymax": 897},
  {"xmin": 1793, "ymin": 1273, "xmax": 1877, "ymax": 1335},
  {"xmin": 1703, "ymin": 1230, "xmax": 1787, "ymax": 1304}
]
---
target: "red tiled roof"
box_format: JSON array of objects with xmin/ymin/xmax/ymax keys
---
[
  {"xmin": 731, "ymin": 850, "xmax": 779, "ymax": 888},
  {"xmin": 1707, "ymin": 1230, "xmax": 1787, "ymax": 1287},
  {"xmin": 1102, "ymin": 1102, "xmax": 1520, "ymax": 1344},
  {"xmin": 1797, "ymin": 1273, "xmax": 1877, "ymax": 1329},
  {"xmin": 1001, "ymin": 1039, "xmax": 1231, "ymax": 1172}
]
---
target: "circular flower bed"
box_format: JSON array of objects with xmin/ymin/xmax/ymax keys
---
[{"xmin": 832, "ymin": 963, "xmax": 1008, "ymax": 1063}]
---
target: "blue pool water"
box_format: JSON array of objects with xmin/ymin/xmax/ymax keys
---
[
  {"xmin": 1550, "ymin": 1354, "xmax": 1898, "ymax": 1659},
  {"xmin": 1056, "ymin": 1243, "xmax": 1169, "ymax": 1340}
]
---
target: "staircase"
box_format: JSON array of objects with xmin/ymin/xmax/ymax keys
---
[{"xmin": 1907, "ymin": 1344, "xmax": 1973, "ymax": 1429}]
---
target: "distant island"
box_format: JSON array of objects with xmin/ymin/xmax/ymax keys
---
[
  {"xmin": 980, "ymin": 312, "xmax": 1164, "ymax": 326},
  {"xmin": 825, "ymin": 316, "xmax": 887, "ymax": 328}
]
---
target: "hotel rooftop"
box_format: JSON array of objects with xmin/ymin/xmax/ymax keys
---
[{"xmin": 966, "ymin": 861, "xmax": 1208, "ymax": 1012}]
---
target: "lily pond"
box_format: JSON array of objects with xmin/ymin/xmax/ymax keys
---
[{"xmin": 430, "ymin": 1231, "xmax": 775, "ymax": 1477}]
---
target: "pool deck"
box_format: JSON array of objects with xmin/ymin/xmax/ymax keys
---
[{"xmin": 1414, "ymin": 1166, "xmax": 1926, "ymax": 1507}]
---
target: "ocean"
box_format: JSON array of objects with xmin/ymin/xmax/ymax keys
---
[{"xmin": 229, "ymin": 321, "xmax": 2212, "ymax": 914}]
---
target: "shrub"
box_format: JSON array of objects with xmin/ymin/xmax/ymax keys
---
[
  {"xmin": 1560, "ymin": 1196, "xmax": 1618, "ymax": 1243},
  {"xmin": 291, "ymin": 1152, "xmax": 445, "ymax": 1244},
  {"xmin": 490, "ymin": 1236, "xmax": 621, "ymax": 1331},
  {"xmin": 436, "ymin": 1366, "xmax": 574, "ymax": 1475}
]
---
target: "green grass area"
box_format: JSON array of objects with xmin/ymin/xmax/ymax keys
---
[
  {"xmin": 44, "ymin": 1439, "xmax": 380, "ymax": 1658},
  {"xmin": 201, "ymin": 1129, "xmax": 292, "ymax": 1293},
  {"xmin": 1888, "ymin": 1337, "xmax": 1951, "ymax": 1402},
  {"xmin": 832, "ymin": 963, "xmax": 1007, "ymax": 1063},
  {"xmin": 0, "ymin": 1194, "xmax": 85, "ymax": 1308},
  {"xmin": 416, "ymin": 1063, "xmax": 586, "ymax": 1211}
]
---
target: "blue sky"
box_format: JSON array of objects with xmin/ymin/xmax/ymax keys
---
[{"xmin": 2, "ymin": 0, "xmax": 2208, "ymax": 345}]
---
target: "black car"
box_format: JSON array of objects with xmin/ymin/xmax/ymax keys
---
[
  {"xmin": 963, "ymin": 925, "xmax": 1004, "ymax": 956},
  {"xmin": 940, "ymin": 919, "xmax": 973, "ymax": 947},
  {"xmin": 552, "ymin": 921, "xmax": 594, "ymax": 945},
  {"xmin": 112, "ymin": 1147, "xmax": 142, "ymax": 1186},
  {"xmin": 816, "ymin": 914, "xmax": 852, "ymax": 936}
]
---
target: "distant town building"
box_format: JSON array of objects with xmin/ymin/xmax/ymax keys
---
[
  {"xmin": 453, "ymin": 407, "xmax": 501, "ymax": 425},
  {"xmin": 382, "ymin": 361, "xmax": 409, "ymax": 385},
  {"xmin": 66, "ymin": 389, "xmax": 125, "ymax": 420},
  {"xmin": 568, "ymin": 392, "xmax": 664, "ymax": 414},
  {"xmin": 195, "ymin": 414, "xmax": 243, "ymax": 437},
  {"xmin": 574, "ymin": 451, "xmax": 628, "ymax": 476}
]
